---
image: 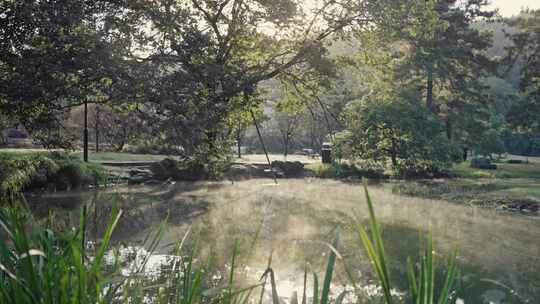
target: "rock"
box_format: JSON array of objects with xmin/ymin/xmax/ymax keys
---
[
  {"xmin": 227, "ymin": 164, "xmax": 250, "ymax": 176},
  {"xmin": 129, "ymin": 168, "xmax": 152, "ymax": 176},
  {"xmin": 144, "ymin": 179, "xmax": 162, "ymax": 185},
  {"xmin": 128, "ymin": 175, "xmax": 151, "ymax": 185},
  {"xmin": 271, "ymin": 161, "xmax": 304, "ymax": 177}
]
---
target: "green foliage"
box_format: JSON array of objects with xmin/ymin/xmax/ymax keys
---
[
  {"xmin": 349, "ymin": 0, "xmax": 499, "ymax": 163},
  {"xmin": 331, "ymin": 131, "xmax": 354, "ymax": 162},
  {"xmin": 505, "ymin": 9, "xmax": 540, "ymax": 133},
  {"xmin": 0, "ymin": 1, "xmax": 135, "ymax": 148},
  {"xmin": 0, "ymin": 204, "xmax": 124, "ymax": 304},
  {"xmin": 0, "ymin": 152, "xmax": 105, "ymax": 195},
  {"xmin": 130, "ymin": 0, "xmax": 370, "ymax": 159},
  {"xmin": 471, "ymin": 115, "xmax": 507, "ymax": 158},
  {"xmin": 150, "ymin": 156, "xmax": 232, "ymax": 181},
  {"xmin": 311, "ymin": 163, "xmax": 385, "ymax": 179},
  {"xmin": 359, "ymin": 184, "xmax": 458, "ymax": 304},
  {"xmin": 53, "ymin": 160, "xmax": 106, "ymax": 191},
  {"xmin": 343, "ymin": 86, "xmax": 452, "ymax": 177}
]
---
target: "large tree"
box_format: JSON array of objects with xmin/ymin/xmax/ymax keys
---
[
  {"xmin": 350, "ymin": 0, "xmax": 497, "ymax": 158},
  {"xmin": 0, "ymin": 0, "xmax": 137, "ymax": 147},
  {"xmin": 126, "ymin": 0, "xmax": 398, "ymax": 160},
  {"xmin": 505, "ymin": 9, "xmax": 540, "ymax": 133},
  {"xmin": 396, "ymin": 0, "xmax": 495, "ymax": 111}
]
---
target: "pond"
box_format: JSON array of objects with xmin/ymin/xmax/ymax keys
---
[{"xmin": 24, "ymin": 179, "xmax": 540, "ymax": 303}]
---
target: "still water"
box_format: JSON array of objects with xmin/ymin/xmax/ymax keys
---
[{"xmin": 26, "ymin": 179, "xmax": 540, "ymax": 303}]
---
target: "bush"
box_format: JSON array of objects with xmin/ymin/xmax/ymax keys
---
[
  {"xmin": 392, "ymin": 160, "xmax": 451, "ymax": 179},
  {"xmin": 312, "ymin": 162, "xmax": 385, "ymax": 179},
  {"xmin": 0, "ymin": 152, "xmax": 106, "ymax": 195},
  {"xmin": 343, "ymin": 86, "xmax": 454, "ymax": 175},
  {"xmin": 149, "ymin": 158, "xmax": 181, "ymax": 180},
  {"xmin": 51, "ymin": 161, "xmax": 105, "ymax": 190},
  {"xmin": 150, "ymin": 158, "xmax": 208, "ymax": 181},
  {"xmin": 125, "ymin": 143, "xmax": 181, "ymax": 155}
]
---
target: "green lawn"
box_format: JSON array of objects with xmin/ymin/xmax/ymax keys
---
[
  {"xmin": 451, "ymin": 157, "xmax": 540, "ymax": 179},
  {"xmin": 0, "ymin": 149, "xmax": 177, "ymax": 162},
  {"xmin": 71, "ymin": 151, "xmax": 177, "ymax": 162},
  {"xmin": 1, "ymin": 149, "xmax": 322, "ymax": 164},
  {"xmin": 0, "ymin": 148, "xmax": 56, "ymax": 155}
]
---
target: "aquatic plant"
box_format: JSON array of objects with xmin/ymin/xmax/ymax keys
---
[{"xmin": 359, "ymin": 184, "xmax": 458, "ymax": 304}]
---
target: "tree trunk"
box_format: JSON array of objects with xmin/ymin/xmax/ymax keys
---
[
  {"xmin": 426, "ymin": 68, "xmax": 434, "ymax": 111},
  {"xmin": 390, "ymin": 151, "xmax": 397, "ymax": 167},
  {"xmin": 390, "ymin": 137, "xmax": 398, "ymax": 167}
]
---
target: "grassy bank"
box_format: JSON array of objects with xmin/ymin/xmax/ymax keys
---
[
  {"xmin": 451, "ymin": 157, "xmax": 540, "ymax": 179},
  {"xmin": 392, "ymin": 178, "xmax": 540, "ymax": 214},
  {"xmin": 0, "ymin": 151, "xmax": 106, "ymax": 195}
]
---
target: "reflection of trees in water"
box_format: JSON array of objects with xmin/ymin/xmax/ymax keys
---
[
  {"xmin": 27, "ymin": 187, "xmax": 212, "ymax": 243},
  {"xmin": 86, "ymin": 192, "xmax": 211, "ymax": 242}
]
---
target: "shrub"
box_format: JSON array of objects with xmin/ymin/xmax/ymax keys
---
[
  {"xmin": 150, "ymin": 158, "xmax": 181, "ymax": 180},
  {"xmin": 0, "ymin": 152, "xmax": 106, "ymax": 195},
  {"xmin": 125, "ymin": 142, "xmax": 181, "ymax": 155},
  {"xmin": 150, "ymin": 158, "xmax": 210, "ymax": 181},
  {"xmin": 392, "ymin": 160, "xmax": 451, "ymax": 179},
  {"xmin": 312, "ymin": 163, "xmax": 385, "ymax": 179},
  {"xmin": 343, "ymin": 86, "xmax": 454, "ymax": 175}
]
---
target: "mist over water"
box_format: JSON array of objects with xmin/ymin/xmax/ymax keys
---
[{"xmin": 27, "ymin": 179, "xmax": 540, "ymax": 303}]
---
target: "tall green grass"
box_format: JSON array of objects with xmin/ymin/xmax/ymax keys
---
[
  {"xmin": 359, "ymin": 184, "xmax": 458, "ymax": 304},
  {"xmin": 263, "ymin": 229, "xmax": 348, "ymax": 304},
  {"xmin": 0, "ymin": 203, "xmax": 261, "ymax": 304}
]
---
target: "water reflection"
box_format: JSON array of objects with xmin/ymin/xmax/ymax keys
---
[{"xmin": 25, "ymin": 179, "xmax": 540, "ymax": 303}]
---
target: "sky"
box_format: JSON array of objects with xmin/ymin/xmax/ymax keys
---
[{"xmin": 489, "ymin": 0, "xmax": 540, "ymax": 17}]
